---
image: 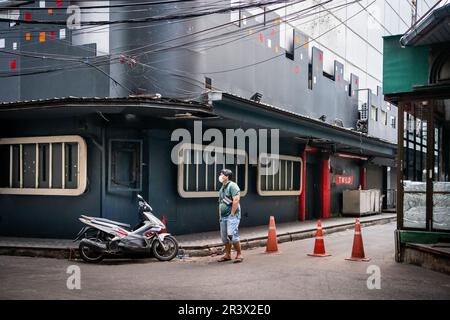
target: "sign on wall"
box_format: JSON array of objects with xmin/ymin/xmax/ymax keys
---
[{"xmin": 335, "ymin": 175, "xmax": 354, "ymax": 186}]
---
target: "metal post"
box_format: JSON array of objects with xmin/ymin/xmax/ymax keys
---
[
  {"xmin": 290, "ymin": 161, "xmax": 294, "ymax": 191},
  {"xmin": 9, "ymin": 145, "xmax": 13, "ymax": 188},
  {"xmin": 397, "ymin": 102, "xmax": 405, "ymax": 230},
  {"xmin": 185, "ymin": 149, "xmax": 189, "ymax": 192},
  {"xmin": 285, "ymin": 159, "xmax": 288, "ymax": 190},
  {"xmin": 62, "ymin": 142, "xmax": 65, "ymax": 189},
  {"xmin": 205, "ymin": 159, "xmax": 208, "ymax": 191},
  {"xmin": 413, "ymin": 106, "xmax": 417, "ymax": 181},
  {"xmin": 265, "ymin": 159, "xmax": 268, "ymax": 191},
  {"xmin": 214, "ymin": 154, "xmax": 217, "ymax": 190},
  {"xmin": 272, "ymin": 158, "xmax": 275, "ymax": 191},
  {"xmin": 35, "ymin": 144, "xmax": 39, "ymax": 188},
  {"xmin": 49, "ymin": 143, "xmax": 53, "ymax": 188},
  {"xmin": 195, "ymin": 150, "xmax": 199, "ymax": 192},
  {"xmin": 77, "ymin": 142, "xmax": 80, "ymax": 187},
  {"xmin": 278, "ymin": 160, "xmax": 281, "ymax": 191},
  {"xmin": 19, "ymin": 144, "xmax": 23, "ymax": 189},
  {"xmin": 411, "ymin": 0, "xmax": 418, "ymax": 26},
  {"xmin": 426, "ymin": 101, "xmax": 435, "ymax": 231}
]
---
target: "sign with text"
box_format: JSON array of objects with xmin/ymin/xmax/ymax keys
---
[{"xmin": 335, "ymin": 175, "xmax": 354, "ymax": 186}]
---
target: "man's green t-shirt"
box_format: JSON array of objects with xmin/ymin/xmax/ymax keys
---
[{"xmin": 218, "ymin": 181, "xmax": 241, "ymax": 218}]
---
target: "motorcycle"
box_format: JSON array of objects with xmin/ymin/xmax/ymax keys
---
[{"xmin": 74, "ymin": 194, "xmax": 179, "ymax": 263}]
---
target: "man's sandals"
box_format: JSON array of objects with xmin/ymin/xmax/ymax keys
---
[
  {"xmin": 217, "ymin": 256, "xmax": 232, "ymax": 262},
  {"xmin": 217, "ymin": 256, "xmax": 244, "ymax": 263},
  {"xmin": 233, "ymin": 257, "xmax": 244, "ymax": 263}
]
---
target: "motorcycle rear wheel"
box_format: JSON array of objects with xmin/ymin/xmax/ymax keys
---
[
  {"xmin": 79, "ymin": 238, "xmax": 105, "ymax": 263},
  {"xmin": 152, "ymin": 235, "xmax": 179, "ymax": 261}
]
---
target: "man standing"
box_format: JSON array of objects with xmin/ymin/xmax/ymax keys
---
[{"xmin": 217, "ymin": 169, "xmax": 243, "ymax": 263}]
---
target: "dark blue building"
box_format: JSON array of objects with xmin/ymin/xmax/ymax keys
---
[{"xmin": 0, "ymin": 0, "xmax": 397, "ymax": 238}]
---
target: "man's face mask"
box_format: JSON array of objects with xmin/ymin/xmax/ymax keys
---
[{"xmin": 218, "ymin": 174, "xmax": 225, "ymax": 183}]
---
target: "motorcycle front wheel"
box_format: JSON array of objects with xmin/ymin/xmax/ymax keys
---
[
  {"xmin": 79, "ymin": 238, "xmax": 105, "ymax": 263},
  {"xmin": 152, "ymin": 235, "xmax": 179, "ymax": 261}
]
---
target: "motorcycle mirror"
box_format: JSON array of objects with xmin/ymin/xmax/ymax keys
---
[{"xmin": 137, "ymin": 194, "xmax": 144, "ymax": 200}]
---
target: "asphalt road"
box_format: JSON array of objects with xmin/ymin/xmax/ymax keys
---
[{"xmin": 1, "ymin": 222, "xmax": 449, "ymax": 300}]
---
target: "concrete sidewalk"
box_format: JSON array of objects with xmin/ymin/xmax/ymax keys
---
[{"xmin": 0, "ymin": 213, "xmax": 396, "ymax": 259}]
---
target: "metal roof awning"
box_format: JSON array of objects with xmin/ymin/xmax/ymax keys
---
[
  {"xmin": 0, "ymin": 92, "xmax": 397, "ymax": 159},
  {"xmin": 384, "ymin": 4, "xmax": 450, "ymax": 102},
  {"xmin": 400, "ymin": 3, "xmax": 450, "ymax": 47},
  {"xmin": 208, "ymin": 92, "xmax": 397, "ymax": 159},
  {"xmin": 0, "ymin": 96, "xmax": 216, "ymax": 120}
]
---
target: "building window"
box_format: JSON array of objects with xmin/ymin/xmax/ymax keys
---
[
  {"xmin": 381, "ymin": 110, "xmax": 387, "ymax": 125},
  {"xmin": 177, "ymin": 144, "xmax": 248, "ymax": 198},
  {"xmin": 205, "ymin": 77, "xmax": 212, "ymax": 90},
  {"xmin": 231, "ymin": 0, "xmax": 242, "ymax": 27},
  {"xmin": 280, "ymin": 22, "xmax": 295, "ymax": 60},
  {"xmin": 257, "ymin": 154, "xmax": 302, "ymax": 196},
  {"xmin": 0, "ymin": 135, "xmax": 87, "ymax": 196},
  {"xmin": 108, "ymin": 139, "xmax": 142, "ymax": 192},
  {"xmin": 391, "ymin": 116, "xmax": 396, "ymax": 129},
  {"xmin": 371, "ymin": 106, "xmax": 378, "ymax": 121},
  {"xmin": 263, "ymin": 6, "xmax": 267, "ymax": 26},
  {"xmin": 285, "ymin": 28, "xmax": 295, "ymax": 60}
]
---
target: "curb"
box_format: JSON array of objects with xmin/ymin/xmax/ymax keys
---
[
  {"xmin": 0, "ymin": 216, "xmax": 396, "ymax": 260},
  {"xmin": 182, "ymin": 216, "xmax": 396, "ymax": 257},
  {"xmin": 0, "ymin": 246, "xmax": 78, "ymax": 260}
]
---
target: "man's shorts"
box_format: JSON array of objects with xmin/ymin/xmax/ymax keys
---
[{"xmin": 220, "ymin": 215, "xmax": 240, "ymax": 244}]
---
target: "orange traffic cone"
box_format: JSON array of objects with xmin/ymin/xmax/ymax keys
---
[
  {"xmin": 345, "ymin": 219, "xmax": 370, "ymax": 262},
  {"xmin": 265, "ymin": 216, "xmax": 278, "ymax": 253},
  {"xmin": 307, "ymin": 220, "xmax": 331, "ymax": 257},
  {"xmin": 161, "ymin": 215, "xmax": 168, "ymax": 233}
]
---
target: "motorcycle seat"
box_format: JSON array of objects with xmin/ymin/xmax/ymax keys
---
[{"xmin": 92, "ymin": 217, "xmax": 131, "ymax": 229}]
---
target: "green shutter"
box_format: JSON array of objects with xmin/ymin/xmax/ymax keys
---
[{"xmin": 383, "ymin": 35, "xmax": 430, "ymax": 95}]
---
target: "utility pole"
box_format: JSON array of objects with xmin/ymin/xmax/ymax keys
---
[{"xmin": 411, "ymin": 0, "xmax": 418, "ymax": 26}]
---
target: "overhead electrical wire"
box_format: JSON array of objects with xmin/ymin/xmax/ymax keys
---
[
  {"xmin": 0, "ymin": 0, "xmax": 353, "ymax": 79},
  {"xmin": 0, "ymin": 0, "xmax": 307, "ymax": 72},
  {"xmin": 0, "ymin": 48, "xmax": 133, "ymax": 92},
  {"xmin": 128, "ymin": 0, "xmax": 373, "ymax": 95},
  {"xmin": 0, "ymin": 0, "xmax": 334, "ymax": 76},
  {"xmin": 2, "ymin": 0, "xmax": 207, "ymax": 10},
  {"xmin": 196, "ymin": 0, "xmax": 377, "ymax": 74},
  {"xmin": 0, "ymin": 1, "xmax": 302, "ymax": 76},
  {"xmin": 140, "ymin": 0, "xmax": 359, "ymax": 64},
  {"xmin": 0, "ymin": 0, "xmax": 375, "ymax": 101},
  {"xmin": 0, "ymin": 0, "xmax": 292, "ymax": 25}
]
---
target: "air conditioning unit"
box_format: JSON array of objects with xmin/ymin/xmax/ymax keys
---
[{"xmin": 356, "ymin": 119, "xmax": 368, "ymax": 133}]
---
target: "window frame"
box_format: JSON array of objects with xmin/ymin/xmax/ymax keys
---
[
  {"xmin": 108, "ymin": 139, "xmax": 143, "ymax": 192},
  {"xmin": 177, "ymin": 143, "xmax": 248, "ymax": 198},
  {"xmin": 381, "ymin": 110, "xmax": 387, "ymax": 125},
  {"xmin": 391, "ymin": 115, "xmax": 397, "ymax": 129},
  {"xmin": 0, "ymin": 135, "xmax": 87, "ymax": 196},
  {"xmin": 371, "ymin": 105, "xmax": 378, "ymax": 121},
  {"xmin": 257, "ymin": 153, "xmax": 303, "ymax": 196}
]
